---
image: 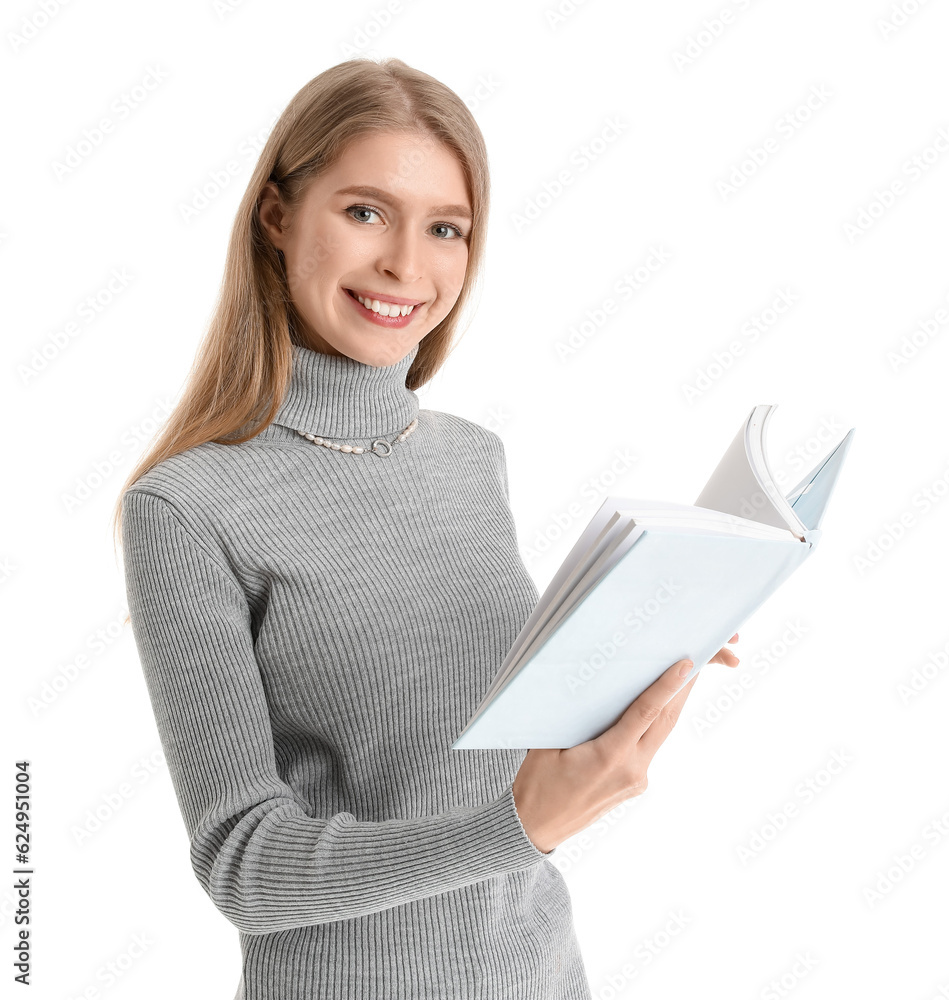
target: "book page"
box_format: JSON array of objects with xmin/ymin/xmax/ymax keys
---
[
  {"xmin": 693, "ymin": 405, "xmax": 806, "ymax": 539},
  {"xmin": 785, "ymin": 427, "xmax": 855, "ymax": 531}
]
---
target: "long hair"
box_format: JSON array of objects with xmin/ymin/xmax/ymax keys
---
[{"xmin": 110, "ymin": 56, "xmax": 490, "ymax": 556}]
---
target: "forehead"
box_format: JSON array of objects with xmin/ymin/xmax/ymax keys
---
[{"xmin": 310, "ymin": 131, "xmax": 471, "ymax": 209}]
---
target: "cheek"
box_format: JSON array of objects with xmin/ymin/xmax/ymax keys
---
[
  {"xmin": 284, "ymin": 241, "xmax": 326, "ymax": 297},
  {"xmin": 286, "ymin": 221, "xmax": 353, "ymax": 293},
  {"xmin": 435, "ymin": 251, "xmax": 469, "ymax": 301}
]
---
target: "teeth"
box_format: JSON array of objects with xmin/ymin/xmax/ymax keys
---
[{"xmin": 354, "ymin": 292, "xmax": 416, "ymax": 317}]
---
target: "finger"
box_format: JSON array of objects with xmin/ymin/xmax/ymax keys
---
[
  {"xmin": 596, "ymin": 658, "xmax": 694, "ymax": 751},
  {"xmin": 636, "ymin": 671, "xmax": 698, "ymax": 758},
  {"xmin": 711, "ymin": 633, "xmax": 741, "ymax": 665},
  {"xmin": 710, "ymin": 646, "xmax": 740, "ymax": 666}
]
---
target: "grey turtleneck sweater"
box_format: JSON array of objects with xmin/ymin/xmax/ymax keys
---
[{"xmin": 120, "ymin": 341, "xmax": 592, "ymax": 999}]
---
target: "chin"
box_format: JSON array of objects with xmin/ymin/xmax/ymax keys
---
[{"xmin": 340, "ymin": 339, "xmax": 409, "ymax": 368}]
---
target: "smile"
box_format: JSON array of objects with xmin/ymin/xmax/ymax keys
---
[
  {"xmin": 345, "ymin": 288, "xmax": 419, "ymax": 317},
  {"xmin": 343, "ymin": 288, "xmax": 422, "ymax": 329}
]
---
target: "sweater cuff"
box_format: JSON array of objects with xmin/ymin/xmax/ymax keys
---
[{"xmin": 495, "ymin": 782, "xmax": 554, "ymax": 861}]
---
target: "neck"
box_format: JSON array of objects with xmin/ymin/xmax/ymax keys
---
[{"xmin": 271, "ymin": 342, "xmax": 420, "ymax": 440}]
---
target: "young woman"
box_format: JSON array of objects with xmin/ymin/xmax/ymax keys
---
[{"xmin": 113, "ymin": 57, "xmax": 739, "ymax": 1000}]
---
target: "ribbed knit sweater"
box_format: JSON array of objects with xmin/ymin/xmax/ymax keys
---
[{"xmin": 120, "ymin": 340, "xmax": 592, "ymax": 1000}]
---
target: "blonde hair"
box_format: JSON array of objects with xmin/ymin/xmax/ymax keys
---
[{"xmin": 111, "ymin": 56, "xmax": 489, "ymax": 558}]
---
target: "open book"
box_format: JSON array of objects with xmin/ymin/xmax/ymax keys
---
[{"xmin": 452, "ymin": 405, "xmax": 854, "ymax": 750}]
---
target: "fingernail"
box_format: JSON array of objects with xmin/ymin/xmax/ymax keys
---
[{"xmin": 678, "ymin": 659, "xmax": 694, "ymax": 678}]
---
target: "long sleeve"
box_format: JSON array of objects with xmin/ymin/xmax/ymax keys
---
[{"xmin": 120, "ymin": 488, "xmax": 549, "ymax": 936}]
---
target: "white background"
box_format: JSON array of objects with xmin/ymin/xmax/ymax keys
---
[{"xmin": 4, "ymin": 0, "xmax": 949, "ymax": 997}]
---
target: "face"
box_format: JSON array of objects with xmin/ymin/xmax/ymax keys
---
[{"xmin": 258, "ymin": 130, "xmax": 472, "ymax": 367}]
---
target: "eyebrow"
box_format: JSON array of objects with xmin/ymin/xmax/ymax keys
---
[{"xmin": 334, "ymin": 185, "xmax": 472, "ymax": 221}]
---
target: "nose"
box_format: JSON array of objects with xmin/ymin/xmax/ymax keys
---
[{"xmin": 375, "ymin": 225, "xmax": 424, "ymax": 286}]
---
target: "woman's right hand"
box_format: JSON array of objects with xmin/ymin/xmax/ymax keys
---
[{"xmin": 511, "ymin": 656, "xmax": 699, "ymax": 855}]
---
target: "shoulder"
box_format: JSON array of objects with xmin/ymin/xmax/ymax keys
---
[
  {"xmin": 419, "ymin": 408, "xmax": 504, "ymax": 458},
  {"xmin": 124, "ymin": 441, "xmax": 236, "ymax": 508},
  {"xmin": 121, "ymin": 438, "xmax": 276, "ymax": 545},
  {"xmin": 121, "ymin": 440, "xmax": 273, "ymax": 575},
  {"xmin": 418, "ymin": 409, "xmax": 510, "ymax": 496}
]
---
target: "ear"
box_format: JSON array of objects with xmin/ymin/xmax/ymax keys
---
[{"xmin": 258, "ymin": 182, "xmax": 288, "ymax": 250}]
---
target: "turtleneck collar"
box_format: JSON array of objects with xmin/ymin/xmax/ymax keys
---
[{"xmin": 271, "ymin": 342, "xmax": 420, "ymax": 440}]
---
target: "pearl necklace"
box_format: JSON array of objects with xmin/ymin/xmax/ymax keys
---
[{"xmin": 295, "ymin": 418, "xmax": 418, "ymax": 456}]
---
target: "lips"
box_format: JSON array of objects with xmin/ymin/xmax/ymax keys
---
[
  {"xmin": 342, "ymin": 286, "xmax": 420, "ymax": 327},
  {"xmin": 344, "ymin": 288, "xmax": 425, "ymax": 307}
]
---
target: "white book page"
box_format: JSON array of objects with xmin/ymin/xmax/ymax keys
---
[
  {"xmin": 616, "ymin": 505, "xmax": 793, "ymax": 541},
  {"xmin": 693, "ymin": 405, "xmax": 806, "ymax": 540}
]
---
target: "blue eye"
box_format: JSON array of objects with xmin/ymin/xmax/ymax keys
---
[
  {"xmin": 346, "ymin": 205, "xmax": 382, "ymax": 224},
  {"xmin": 431, "ymin": 222, "xmax": 467, "ymax": 240},
  {"xmin": 345, "ymin": 205, "xmax": 468, "ymax": 241}
]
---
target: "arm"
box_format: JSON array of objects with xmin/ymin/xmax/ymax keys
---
[{"xmin": 120, "ymin": 489, "xmax": 548, "ymax": 936}]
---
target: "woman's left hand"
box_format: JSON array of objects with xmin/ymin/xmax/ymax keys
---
[{"xmin": 708, "ymin": 632, "xmax": 740, "ymax": 667}]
